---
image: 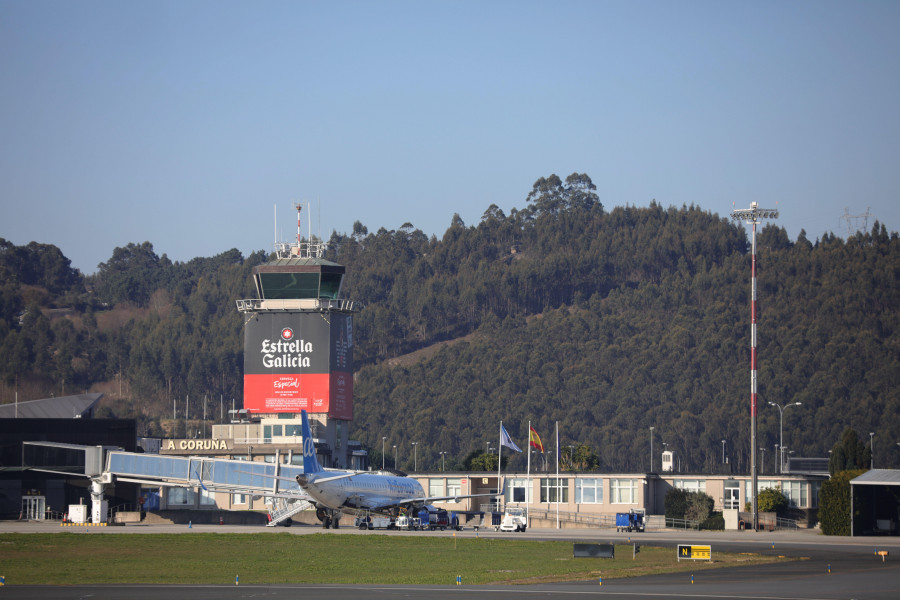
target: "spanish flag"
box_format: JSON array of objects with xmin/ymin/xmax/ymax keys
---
[{"xmin": 529, "ymin": 426, "xmax": 544, "ymax": 452}]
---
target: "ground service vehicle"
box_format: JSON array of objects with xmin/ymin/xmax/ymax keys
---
[
  {"xmin": 355, "ymin": 515, "xmax": 394, "ymax": 530},
  {"xmin": 395, "ymin": 515, "xmax": 420, "ymax": 530},
  {"xmin": 498, "ymin": 507, "xmax": 527, "ymax": 532},
  {"xmin": 615, "ymin": 508, "xmax": 645, "ymax": 532}
]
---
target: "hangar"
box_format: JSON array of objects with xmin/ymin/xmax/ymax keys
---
[{"xmin": 850, "ymin": 469, "xmax": 900, "ymax": 536}]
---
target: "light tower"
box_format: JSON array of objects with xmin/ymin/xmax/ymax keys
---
[{"xmin": 731, "ymin": 201, "xmax": 778, "ymax": 532}]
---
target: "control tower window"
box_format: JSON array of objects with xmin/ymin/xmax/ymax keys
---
[
  {"xmin": 320, "ymin": 272, "xmax": 342, "ymax": 299},
  {"xmin": 258, "ymin": 272, "xmax": 320, "ymax": 299}
]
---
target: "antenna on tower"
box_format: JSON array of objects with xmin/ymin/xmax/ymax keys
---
[
  {"xmin": 840, "ymin": 207, "xmax": 872, "ymax": 238},
  {"xmin": 273, "ymin": 200, "xmax": 328, "ymax": 259}
]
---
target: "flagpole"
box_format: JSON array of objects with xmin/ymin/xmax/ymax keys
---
[
  {"xmin": 555, "ymin": 420, "xmax": 560, "ymax": 529},
  {"xmin": 497, "ymin": 421, "xmax": 503, "ymax": 511},
  {"xmin": 526, "ymin": 420, "xmax": 531, "ymax": 529}
]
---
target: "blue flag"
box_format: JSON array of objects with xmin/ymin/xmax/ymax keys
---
[
  {"xmin": 194, "ymin": 469, "xmax": 208, "ymax": 491},
  {"xmin": 500, "ymin": 424, "xmax": 522, "ymax": 452}
]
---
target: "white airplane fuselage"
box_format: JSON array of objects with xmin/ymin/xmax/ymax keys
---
[{"xmin": 300, "ymin": 471, "xmax": 425, "ymax": 514}]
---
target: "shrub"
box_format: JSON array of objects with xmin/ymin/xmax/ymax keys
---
[
  {"xmin": 685, "ymin": 492, "xmax": 715, "ymax": 523},
  {"xmin": 700, "ymin": 512, "xmax": 725, "ymax": 530},
  {"xmin": 665, "ymin": 488, "xmax": 714, "ymax": 523},
  {"xmin": 819, "ymin": 469, "xmax": 867, "ymax": 536},
  {"xmin": 664, "ymin": 488, "xmax": 690, "ymax": 519},
  {"xmin": 757, "ymin": 487, "xmax": 789, "ymax": 515}
]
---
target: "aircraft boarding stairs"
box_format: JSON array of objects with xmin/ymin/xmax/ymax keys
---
[{"xmin": 266, "ymin": 496, "xmax": 313, "ymax": 526}]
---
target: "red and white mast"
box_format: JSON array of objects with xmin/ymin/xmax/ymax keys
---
[{"xmin": 731, "ymin": 201, "xmax": 778, "ymax": 532}]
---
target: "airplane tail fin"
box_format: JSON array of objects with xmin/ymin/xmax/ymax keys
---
[{"xmin": 301, "ymin": 410, "xmax": 323, "ymax": 475}]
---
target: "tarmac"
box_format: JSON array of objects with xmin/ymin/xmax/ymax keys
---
[{"xmin": 1, "ymin": 520, "xmax": 898, "ymax": 599}]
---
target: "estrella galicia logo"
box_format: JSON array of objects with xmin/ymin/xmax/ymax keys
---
[{"xmin": 281, "ymin": 328, "xmax": 294, "ymax": 341}]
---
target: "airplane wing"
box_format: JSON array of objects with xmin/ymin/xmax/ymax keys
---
[{"xmin": 358, "ymin": 489, "xmax": 503, "ymax": 512}]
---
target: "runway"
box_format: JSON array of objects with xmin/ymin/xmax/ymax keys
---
[{"xmin": 2, "ymin": 521, "xmax": 898, "ymax": 599}]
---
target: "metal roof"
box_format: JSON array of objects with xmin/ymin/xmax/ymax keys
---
[
  {"xmin": 260, "ymin": 257, "xmax": 344, "ymax": 269},
  {"xmin": 849, "ymin": 469, "xmax": 900, "ymax": 486},
  {"xmin": 0, "ymin": 393, "xmax": 102, "ymax": 419}
]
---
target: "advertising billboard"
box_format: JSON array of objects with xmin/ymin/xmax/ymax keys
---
[{"xmin": 243, "ymin": 312, "xmax": 353, "ymax": 419}]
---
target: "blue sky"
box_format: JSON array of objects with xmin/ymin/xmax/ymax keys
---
[{"xmin": 2, "ymin": 1, "xmax": 898, "ymax": 275}]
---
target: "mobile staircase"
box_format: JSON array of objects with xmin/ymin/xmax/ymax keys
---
[{"xmin": 266, "ymin": 497, "xmax": 313, "ymax": 526}]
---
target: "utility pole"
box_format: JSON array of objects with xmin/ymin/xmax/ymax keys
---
[{"xmin": 731, "ymin": 201, "xmax": 778, "ymax": 532}]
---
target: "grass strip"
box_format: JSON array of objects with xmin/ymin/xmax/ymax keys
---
[{"xmin": 0, "ymin": 533, "xmax": 786, "ymax": 585}]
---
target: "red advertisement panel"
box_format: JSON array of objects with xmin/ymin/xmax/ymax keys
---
[
  {"xmin": 243, "ymin": 373, "xmax": 330, "ymax": 413},
  {"xmin": 242, "ymin": 312, "xmax": 354, "ymax": 418}
]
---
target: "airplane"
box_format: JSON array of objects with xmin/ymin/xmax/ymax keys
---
[{"xmin": 296, "ymin": 410, "xmax": 501, "ymax": 528}]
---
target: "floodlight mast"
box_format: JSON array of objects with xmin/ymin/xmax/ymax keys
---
[{"xmin": 730, "ymin": 202, "xmax": 778, "ymax": 532}]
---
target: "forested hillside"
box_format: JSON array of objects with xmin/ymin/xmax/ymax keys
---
[{"xmin": 1, "ymin": 173, "xmax": 898, "ymax": 473}]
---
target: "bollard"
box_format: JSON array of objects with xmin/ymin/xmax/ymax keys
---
[
  {"xmin": 1, "ymin": 575, "xmax": 5, "ymax": 586},
  {"xmin": 188, "ymin": 521, "xmax": 192, "ymax": 528},
  {"xmin": 456, "ymin": 575, "xmax": 461, "ymax": 586},
  {"xmin": 691, "ymin": 574, "xmax": 694, "ymax": 585},
  {"xmin": 598, "ymin": 574, "xmax": 602, "ymax": 586},
  {"xmin": 236, "ymin": 575, "xmax": 239, "ymax": 585},
  {"xmin": 828, "ymin": 564, "xmax": 831, "ymax": 573}
]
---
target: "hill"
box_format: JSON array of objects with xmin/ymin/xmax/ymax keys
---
[{"xmin": 1, "ymin": 173, "xmax": 898, "ymax": 472}]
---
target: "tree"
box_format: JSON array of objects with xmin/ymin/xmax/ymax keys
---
[
  {"xmin": 94, "ymin": 242, "xmax": 165, "ymax": 306},
  {"xmin": 829, "ymin": 429, "xmax": 871, "ymax": 475},
  {"xmin": 819, "ymin": 470, "xmax": 867, "ymax": 535},
  {"xmin": 757, "ymin": 487, "xmax": 789, "ymax": 515},
  {"xmin": 560, "ymin": 443, "xmax": 600, "ymax": 472},
  {"xmin": 684, "ymin": 492, "xmax": 714, "ymax": 523},
  {"xmin": 665, "ymin": 488, "xmax": 690, "ymax": 519},
  {"xmin": 464, "ymin": 451, "xmax": 505, "ymax": 471}
]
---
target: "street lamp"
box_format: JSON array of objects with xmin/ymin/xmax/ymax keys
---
[
  {"xmin": 649, "ymin": 426, "xmax": 655, "ymax": 472},
  {"xmin": 768, "ymin": 401, "xmax": 802, "ymax": 474},
  {"xmin": 393, "ymin": 445, "xmax": 397, "ymax": 470},
  {"xmin": 440, "ymin": 451, "xmax": 446, "ymax": 472},
  {"xmin": 870, "ymin": 432, "xmax": 874, "ymax": 468},
  {"xmin": 759, "ymin": 447, "xmax": 766, "ymax": 473},
  {"xmin": 721, "ymin": 440, "xmax": 726, "ymax": 464},
  {"xmin": 382, "ymin": 436, "xmax": 387, "ymax": 470},
  {"xmin": 412, "ymin": 442, "xmax": 418, "ymax": 472}
]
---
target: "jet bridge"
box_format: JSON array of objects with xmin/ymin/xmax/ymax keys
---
[
  {"xmin": 107, "ymin": 451, "xmax": 313, "ymax": 525},
  {"xmin": 23, "ymin": 442, "xmax": 311, "ymax": 525}
]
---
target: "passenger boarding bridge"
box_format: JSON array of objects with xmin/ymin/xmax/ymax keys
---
[{"xmin": 23, "ymin": 442, "xmax": 311, "ymax": 526}]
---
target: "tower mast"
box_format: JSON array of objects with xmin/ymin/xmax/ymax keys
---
[{"xmin": 731, "ymin": 201, "xmax": 778, "ymax": 531}]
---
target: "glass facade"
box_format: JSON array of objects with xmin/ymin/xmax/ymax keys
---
[
  {"xmin": 575, "ymin": 478, "xmax": 603, "ymax": 504},
  {"xmin": 540, "ymin": 478, "xmax": 568, "ymax": 503},
  {"xmin": 610, "ymin": 479, "xmax": 637, "ymax": 503},
  {"xmin": 507, "ymin": 477, "xmax": 532, "ymax": 503},
  {"xmin": 674, "ymin": 479, "xmax": 706, "ymax": 493}
]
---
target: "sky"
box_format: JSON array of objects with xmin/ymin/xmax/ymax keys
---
[{"xmin": 1, "ymin": 0, "xmax": 898, "ymax": 275}]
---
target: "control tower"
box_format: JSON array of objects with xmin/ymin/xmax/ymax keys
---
[{"xmin": 235, "ymin": 203, "xmax": 360, "ymax": 467}]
